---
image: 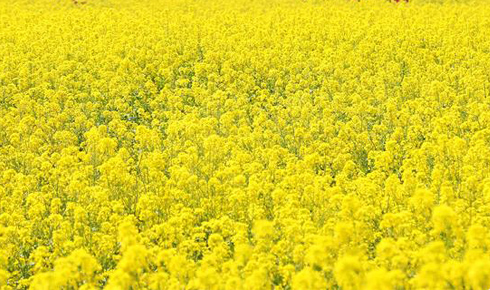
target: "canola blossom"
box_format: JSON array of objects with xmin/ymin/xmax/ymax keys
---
[{"xmin": 1, "ymin": 0, "xmax": 490, "ymax": 289}]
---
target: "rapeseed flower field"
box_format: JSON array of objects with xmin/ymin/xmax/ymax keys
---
[{"xmin": 1, "ymin": 0, "xmax": 490, "ymax": 288}]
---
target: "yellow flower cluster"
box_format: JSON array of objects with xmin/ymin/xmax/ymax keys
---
[{"xmin": 1, "ymin": 0, "xmax": 490, "ymax": 289}]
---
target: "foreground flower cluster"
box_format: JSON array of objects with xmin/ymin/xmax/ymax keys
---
[{"xmin": 1, "ymin": 0, "xmax": 490, "ymax": 289}]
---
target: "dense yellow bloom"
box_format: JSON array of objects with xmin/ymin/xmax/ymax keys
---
[{"xmin": 0, "ymin": 0, "xmax": 489, "ymax": 288}]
